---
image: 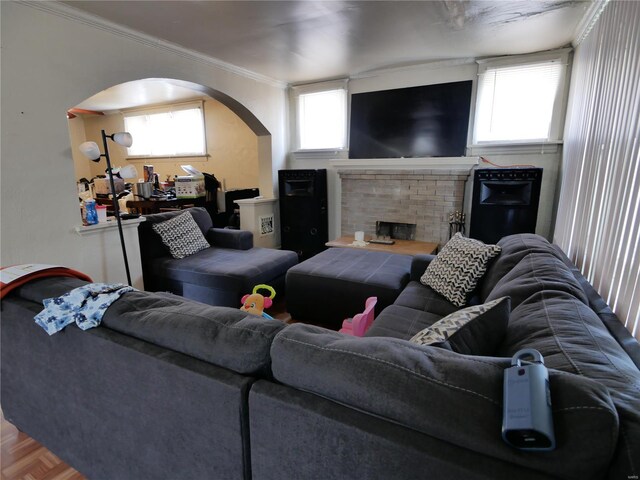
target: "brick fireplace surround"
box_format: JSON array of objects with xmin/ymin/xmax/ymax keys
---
[{"xmin": 339, "ymin": 169, "xmax": 471, "ymax": 246}]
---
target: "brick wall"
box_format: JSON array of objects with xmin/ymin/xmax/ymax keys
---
[{"xmin": 339, "ymin": 169, "xmax": 469, "ymax": 245}]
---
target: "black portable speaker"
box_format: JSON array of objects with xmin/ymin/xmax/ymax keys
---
[{"xmin": 502, "ymin": 348, "xmax": 555, "ymax": 451}]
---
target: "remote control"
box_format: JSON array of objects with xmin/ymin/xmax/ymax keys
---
[{"xmin": 369, "ymin": 238, "xmax": 395, "ymax": 245}]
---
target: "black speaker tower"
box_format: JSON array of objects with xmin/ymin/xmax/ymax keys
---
[
  {"xmin": 470, "ymin": 168, "xmax": 543, "ymax": 244},
  {"xmin": 279, "ymin": 169, "xmax": 328, "ymax": 260}
]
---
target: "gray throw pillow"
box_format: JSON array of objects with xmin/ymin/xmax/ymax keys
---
[
  {"xmin": 409, "ymin": 296, "xmax": 510, "ymax": 355},
  {"xmin": 152, "ymin": 211, "xmax": 210, "ymax": 259},
  {"xmin": 421, "ymin": 233, "xmax": 501, "ymax": 307}
]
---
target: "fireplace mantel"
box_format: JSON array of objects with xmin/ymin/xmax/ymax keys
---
[{"xmin": 330, "ymin": 156, "xmax": 479, "ymax": 172}]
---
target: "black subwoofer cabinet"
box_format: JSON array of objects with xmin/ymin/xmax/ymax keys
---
[
  {"xmin": 279, "ymin": 169, "xmax": 328, "ymax": 260},
  {"xmin": 470, "ymin": 168, "xmax": 543, "ymax": 245}
]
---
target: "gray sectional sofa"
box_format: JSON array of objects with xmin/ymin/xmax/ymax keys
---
[
  {"xmin": 138, "ymin": 207, "xmax": 298, "ymax": 307},
  {"xmin": 1, "ymin": 277, "xmax": 283, "ymax": 479},
  {"xmin": 1, "ymin": 234, "xmax": 639, "ymax": 480}
]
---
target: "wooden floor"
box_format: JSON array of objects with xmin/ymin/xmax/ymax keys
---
[{"xmin": 1, "ymin": 411, "xmax": 84, "ymax": 480}]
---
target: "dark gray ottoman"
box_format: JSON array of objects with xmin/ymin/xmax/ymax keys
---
[{"xmin": 285, "ymin": 248, "xmax": 412, "ymax": 328}]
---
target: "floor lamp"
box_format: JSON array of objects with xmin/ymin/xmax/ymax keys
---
[{"xmin": 79, "ymin": 130, "xmax": 134, "ymax": 286}]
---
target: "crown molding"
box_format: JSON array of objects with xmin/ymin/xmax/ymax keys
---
[
  {"xmin": 573, "ymin": 0, "xmax": 609, "ymax": 47},
  {"xmin": 19, "ymin": 0, "xmax": 287, "ymax": 89},
  {"xmin": 351, "ymin": 57, "xmax": 477, "ymax": 79}
]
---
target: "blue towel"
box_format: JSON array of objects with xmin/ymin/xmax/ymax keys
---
[{"xmin": 34, "ymin": 283, "xmax": 135, "ymax": 335}]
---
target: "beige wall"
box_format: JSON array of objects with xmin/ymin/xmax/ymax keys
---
[
  {"xmin": 203, "ymin": 99, "xmax": 259, "ymax": 190},
  {"xmin": 74, "ymin": 98, "xmax": 259, "ymax": 190}
]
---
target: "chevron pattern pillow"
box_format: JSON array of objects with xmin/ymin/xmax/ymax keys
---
[
  {"xmin": 152, "ymin": 211, "xmax": 210, "ymax": 259},
  {"xmin": 421, "ymin": 233, "xmax": 501, "ymax": 307},
  {"xmin": 409, "ymin": 296, "xmax": 510, "ymax": 355}
]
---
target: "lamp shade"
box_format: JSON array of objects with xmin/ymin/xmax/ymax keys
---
[
  {"xmin": 78, "ymin": 141, "xmax": 101, "ymax": 161},
  {"xmin": 118, "ymin": 164, "xmax": 138, "ymax": 179},
  {"xmin": 113, "ymin": 132, "xmax": 133, "ymax": 148}
]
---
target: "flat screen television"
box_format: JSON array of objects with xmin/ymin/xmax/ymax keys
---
[{"xmin": 349, "ymin": 80, "xmax": 472, "ymax": 159}]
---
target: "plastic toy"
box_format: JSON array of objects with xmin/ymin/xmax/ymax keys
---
[
  {"xmin": 339, "ymin": 297, "xmax": 377, "ymax": 336},
  {"xmin": 241, "ymin": 284, "xmax": 276, "ymax": 319}
]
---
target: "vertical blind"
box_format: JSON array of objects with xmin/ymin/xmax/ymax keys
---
[{"xmin": 554, "ymin": 1, "xmax": 640, "ymax": 339}]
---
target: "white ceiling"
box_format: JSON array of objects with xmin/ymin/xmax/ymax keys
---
[
  {"xmin": 75, "ymin": 79, "xmax": 203, "ymax": 112},
  {"xmin": 66, "ymin": 0, "xmax": 592, "ymax": 111}
]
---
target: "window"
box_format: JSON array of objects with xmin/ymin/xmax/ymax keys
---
[
  {"xmin": 124, "ymin": 102, "xmax": 206, "ymax": 157},
  {"xmin": 293, "ymin": 80, "xmax": 347, "ymax": 151},
  {"xmin": 474, "ymin": 51, "xmax": 569, "ymax": 144}
]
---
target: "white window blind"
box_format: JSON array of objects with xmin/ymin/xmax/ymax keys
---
[
  {"xmin": 554, "ymin": 0, "xmax": 640, "ymax": 340},
  {"xmin": 475, "ymin": 60, "xmax": 564, "ymax": 142},
  {"xmin": 294, "ymin": 81, "xmax": 347, "ymax": 150},
  {"xmin": 124, "ymin": 103, "xmax": 206, "ymax": 157}
]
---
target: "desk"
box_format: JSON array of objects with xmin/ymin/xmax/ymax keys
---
[
  {"xmin": 326, "ymin": 236, "xmax": 438, "ymax": 256},
  {"xmin": 125, "ymin": 197, "xmax": 205, "ymax": 215}
]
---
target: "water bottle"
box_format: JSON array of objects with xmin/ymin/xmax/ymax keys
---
[{"xmin": 85, "ymin": 199, "xmax": 98, "ymax": 225}]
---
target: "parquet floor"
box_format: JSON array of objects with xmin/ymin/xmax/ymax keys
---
[{"xmin": 1, "ymin": 411, "xmax": 84, "ymax": 480}]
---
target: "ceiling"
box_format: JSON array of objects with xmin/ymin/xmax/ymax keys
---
[
  {"xmin": 66, "ymin": 0, "xmax": 592, "ymax": 111},
  {"xmin": 74, "ymin": 79, "xmax": 204, "ymax": 112}
]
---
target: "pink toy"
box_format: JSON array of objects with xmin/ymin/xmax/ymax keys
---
[{"xmin": 339, "ymin": 297, "xmax": 378, "ymax": 336}]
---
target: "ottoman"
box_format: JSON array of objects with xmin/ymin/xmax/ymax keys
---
[{"xmin": 285, "ymin": 248, "xmax": 412, "ymax": 328}]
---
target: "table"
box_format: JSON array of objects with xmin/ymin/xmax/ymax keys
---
[
  {"xmin": 326, "ymin": 236, "xmax": 438, "ymax": 256},
  {"xmin": 125, "ymin": 197, "xmax": 205, "ymax": 215}
]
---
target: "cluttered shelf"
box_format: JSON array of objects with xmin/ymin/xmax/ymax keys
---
[
  {"xmin": 95, "ymin": 196, "xmax": 205, "ymax": 215},
  {"xmin": 126, "ymin": 197, "xmax": 205, "ymax": 215},
  {"xmin": 79, "ymin": 164, "xmax": 260, "ymax": 229}
]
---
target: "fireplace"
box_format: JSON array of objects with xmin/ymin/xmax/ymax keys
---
[
  {"xmin": 339, "ymin": 169, "xmax": 470, "ymax": 245},
  {"xmin": 376, "ymin": 221, "xmax": 416, "ymax": 240}
]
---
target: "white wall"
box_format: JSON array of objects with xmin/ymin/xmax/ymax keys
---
[
  {"xmin": 289, "ymin": 60, "xmax": 561, "ymax": 242},
  {"xmin": 289, "ymin": 62, "xmax": 478, "ymax": 241},
  {"xmin": 0, "ymin": 2, "xmax": 287, "ymax": 284}
]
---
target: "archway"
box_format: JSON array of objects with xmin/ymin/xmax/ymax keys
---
[
  {"xmin": 165, "ymin": 79, "xmax": 270, "ymax": 136},
  {"xmin": 68, "ymin": 78, "xmax": 273, "ymax": 210}
]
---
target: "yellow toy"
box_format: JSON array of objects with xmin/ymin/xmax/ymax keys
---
[{"xmin": 240, "ymin": 284, "xmax": 276, "ymax": 319}]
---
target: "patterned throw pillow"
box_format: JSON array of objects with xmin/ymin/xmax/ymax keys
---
[
  {"xmin": 409, "ymin": 296, "xmax": 510, "ymax": 355},
  {"xmin": 152, "ymin": 211, "xmax": 210, "ymax": 259},
  {"xmin": 421, "ymin": 233, "xmax": 501, "ymax": 307}
]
